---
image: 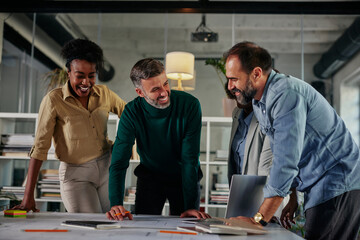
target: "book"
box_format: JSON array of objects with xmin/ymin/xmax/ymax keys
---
[
  {"xmin": 61, "ymin": 220, "xmax": 121, "ymax": 230},
  {"xmin": 41, "ymin": 193, "xmax": 61, "ymax": 197},
  {"xmin": 1, "ymin": 152, "xmax": 29, "ymax": 157},
  {"xmin": 1, "ymin": 134, "xmax": 34, "ymax": 146},
  {"xmin": 215, "ymin": 183, "xmax": 229, "ymax": 190},
  {"xmin": 40, "ymin": 169, "xmax": 59, "ymax": 175},
  {"xmin": 38, "ymin": 179, "xmax": 60, "ymax": 183},
  {"xmin": 195, "ymin": 218, "xmax": 267, "ymax": 235},
  {"xmin": 210, "ymin": 190, "xmax": 229, "ymax": 195},
  {"xmin": 177, "ymin": 226, "xmax": 206, "ymax": 234},
  {"xmin": 40, "ymin": 188, "xmax": 61, "ymax": 193},
  {"xmin": 38, "ymin": 184, "xmax": 60, "ymax": 188},
  {"xmin": 210, "ymin": 186, "xmax": 229, "ymax": 204},
  {"xmin": 36, "ymin": 169, "xmax": 61, "ymax": 200},
  {"xmin": 1, "ymin": 186, "xmax": 26, "ymax": 200},
  {"xmin": 1, "ymin": 186, "xmax": 25, "ymax": 192}
]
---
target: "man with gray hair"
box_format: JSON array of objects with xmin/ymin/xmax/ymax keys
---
[{"xmin": 106, "ymin": 58, "xmax": 210, "ymax": 220}]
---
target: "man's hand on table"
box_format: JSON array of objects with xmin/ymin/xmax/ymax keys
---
[
  {"xmin": 229, "ymin": 216, "xmax": 257, "ymax": 225},
  {"xmin": 180, "ymin": 209, "xmax": 211, "ymax": 219},
  {"xmin": 106, "ymin": 205, "xmax": 133, "ymax": 221}
]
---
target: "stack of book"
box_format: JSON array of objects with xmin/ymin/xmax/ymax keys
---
[
  {"xmin": 0, "ymin": 134, "xmax": 34, "ymax": 157},
  {"xmin": 124, "ymin": 186, "xmax": 136, "ymax": 203},
  {"xmin": 0, "ymin": 186, "xmax": 25, "ymax": 200},
  {"xmin": 38, "ymin": 169, "xmax": 61, "ymax": 200},
  {"xmin": 209, "ymin": 183, "xmax": 230, "ymax": 205}
]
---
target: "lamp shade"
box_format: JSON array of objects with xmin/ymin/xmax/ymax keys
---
[{"xmin": 165, "ymin": 52, "xmax": 195, "ymax": 81}]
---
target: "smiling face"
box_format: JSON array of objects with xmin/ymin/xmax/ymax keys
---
[
  {"xmin": 135, "ymin": 71, "xmax": 171, "ymax": 109},
  {"xmin": 226, "ymin": 55, "xmax": 257, "ymax": 105},
  {"xmin": 68, "ymin": 59, "xmax": 96, "ymax": 100}
]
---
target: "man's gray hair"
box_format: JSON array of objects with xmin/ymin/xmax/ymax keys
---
[{"xmin": 130, "ymin": 58, "xmax": 165, "ymax": 88}]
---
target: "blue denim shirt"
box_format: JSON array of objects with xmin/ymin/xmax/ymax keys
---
[{"xmin": 253, "ymin": 70, "xmax": 360, "ymax": 210}]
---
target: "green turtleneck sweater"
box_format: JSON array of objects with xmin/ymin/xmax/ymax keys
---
[{"xmin": 109, "ymin": 90, "xmax": 202, "ymax": 210}]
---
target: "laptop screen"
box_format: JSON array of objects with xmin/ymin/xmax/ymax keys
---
[{"xmin": 225, "ymin": 175, "xmax": 267, "ymax": 218}]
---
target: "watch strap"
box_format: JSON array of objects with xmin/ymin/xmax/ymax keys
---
[{"xmin": 258, "ymin": 218, "xmax": 268, "ymax": 226}]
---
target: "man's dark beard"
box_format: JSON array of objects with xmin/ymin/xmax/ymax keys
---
[{"xmin": 231, "ymin": 88, "xmax": 255, "ymax": 105}]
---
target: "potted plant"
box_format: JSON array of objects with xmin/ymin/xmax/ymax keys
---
[{"xmin": 43, "ymin": 68, "xmax": 68, "ymax": 92}]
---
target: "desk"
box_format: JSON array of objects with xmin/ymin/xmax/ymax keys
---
[{"xmin": 0, "ymin": 212, "xmax": 303, "ymax": 240}]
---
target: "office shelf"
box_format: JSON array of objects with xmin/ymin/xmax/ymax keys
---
[{"xmin": 0, "ymin": 112, "xmax": 232, "ymax": 216}]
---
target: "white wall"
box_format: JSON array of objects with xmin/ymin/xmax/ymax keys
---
[{"xmin": 333, "ymin": 51, "xmax": 360, "ymax": 146}]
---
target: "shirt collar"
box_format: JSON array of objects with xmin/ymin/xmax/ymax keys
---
[
  {"xmin": 253, "ymin": 69, "xmax": 277, "ymax": 106},
  {"xmin": 238, "ymin": 110, "xmax": 253, "ymax": 127},
  {"xmin": 62, "ymin": 81, "xmax": 73, "ymax": 100},
  {"xmin": 244, "ymin": 111, "xmax": 253, "ymax": 126},
  {"xmin": 91, "ymin": 85, "xmax": 100, "ymax": 97},
  {"xmin": 62, "ymin": 80, "xmax": 99, "ymax": 100}
]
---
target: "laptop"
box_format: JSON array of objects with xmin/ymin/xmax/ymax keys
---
[{"xmin": 224, "ymin": 175, "xmax": 267, "ymax": 218}]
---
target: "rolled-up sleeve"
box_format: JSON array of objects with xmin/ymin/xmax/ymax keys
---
[
  {"xmin": 108, "ymin": 88, "xmax": 126, "ymax": 118},
  {"xmin": 30, "ymin": 94, "xmax": 57, "ymax": 161}
]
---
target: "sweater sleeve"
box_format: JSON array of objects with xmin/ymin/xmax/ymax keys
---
[
  {"xmin": 109, "ymin": 106, "xmax": 135, "ymax": 207},
  {"xmin": 181, "ymin": 98, "xmax": 202, "ymax": 210}
]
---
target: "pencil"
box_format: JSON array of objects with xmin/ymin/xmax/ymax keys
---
[
  {"xmin": 115, "ymin": 211, "xmax": 130, "ymax": 216},
  {"xmin": 159, "ymin": 230, "xmax": 197, "ymax": 235},
  {"xmin": 24, "ymin": 229, "xmax": 68, "ymax": 232}
]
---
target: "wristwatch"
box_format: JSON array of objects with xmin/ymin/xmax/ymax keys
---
[{"xmin": 253, "ymin": 212, "xmax": 268, "ymax": 226}]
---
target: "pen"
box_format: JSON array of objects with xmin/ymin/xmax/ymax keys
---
[
  {"xmin": 159, "ymin": 230, "xmax": 197, "ymax": 235},
  {"xmin": 115, "ymin": 211, "xmax": 130, "ymax": 216},
  {"xmin": 24, "ymin": 229, "xmax": 68, "ymax": 232}
]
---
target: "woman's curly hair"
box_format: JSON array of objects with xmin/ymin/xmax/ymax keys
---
[{"xmin": 61, "ymin": 38, "xmax": 104, "ymax": 80}]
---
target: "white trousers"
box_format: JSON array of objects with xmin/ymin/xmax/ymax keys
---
[{"xmin": 59, "ymin": 151, "xmax": 111, "ymax": 213}]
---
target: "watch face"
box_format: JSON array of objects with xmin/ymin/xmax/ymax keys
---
[
  {"xmin": 254, "ymin": 213, "xmax": 263, "ymax": 223},
  {"xmin": 254, "ymin": 212, "xmax": 268, "ymax": 226}
]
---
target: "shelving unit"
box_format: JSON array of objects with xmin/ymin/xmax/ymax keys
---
[
  {"xmin": 0, "ymin": 113, "xmax": 38, "ymax": 188},
  {"xmin": 0, "ymin": 113, "xmax": 122, "ymax": 211},
  {"xmin": 0, "ymin": 112, "xmax": 232, "ymax": 216},
  {"xmin": 200, "ymin": 117, "xmax": 232, "ymax": 216}
]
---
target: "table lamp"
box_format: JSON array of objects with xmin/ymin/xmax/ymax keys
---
[{"xmin": 165, "ymin": 51, "xmax": 195, "ymax": 91}]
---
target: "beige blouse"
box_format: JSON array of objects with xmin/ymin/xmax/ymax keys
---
[{"xmin": 30, "ymin": 81, "xmax": 126, "ymax": 164}]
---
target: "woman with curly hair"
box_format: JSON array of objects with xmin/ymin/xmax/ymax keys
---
[{"xmin": 13, "ymin": 39, "xmax": 126, "ymax": 213}]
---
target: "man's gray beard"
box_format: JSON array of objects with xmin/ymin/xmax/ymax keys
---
[{"xmin": 143, "ymin": 94, "xmax": 171, "ymax": 109}]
